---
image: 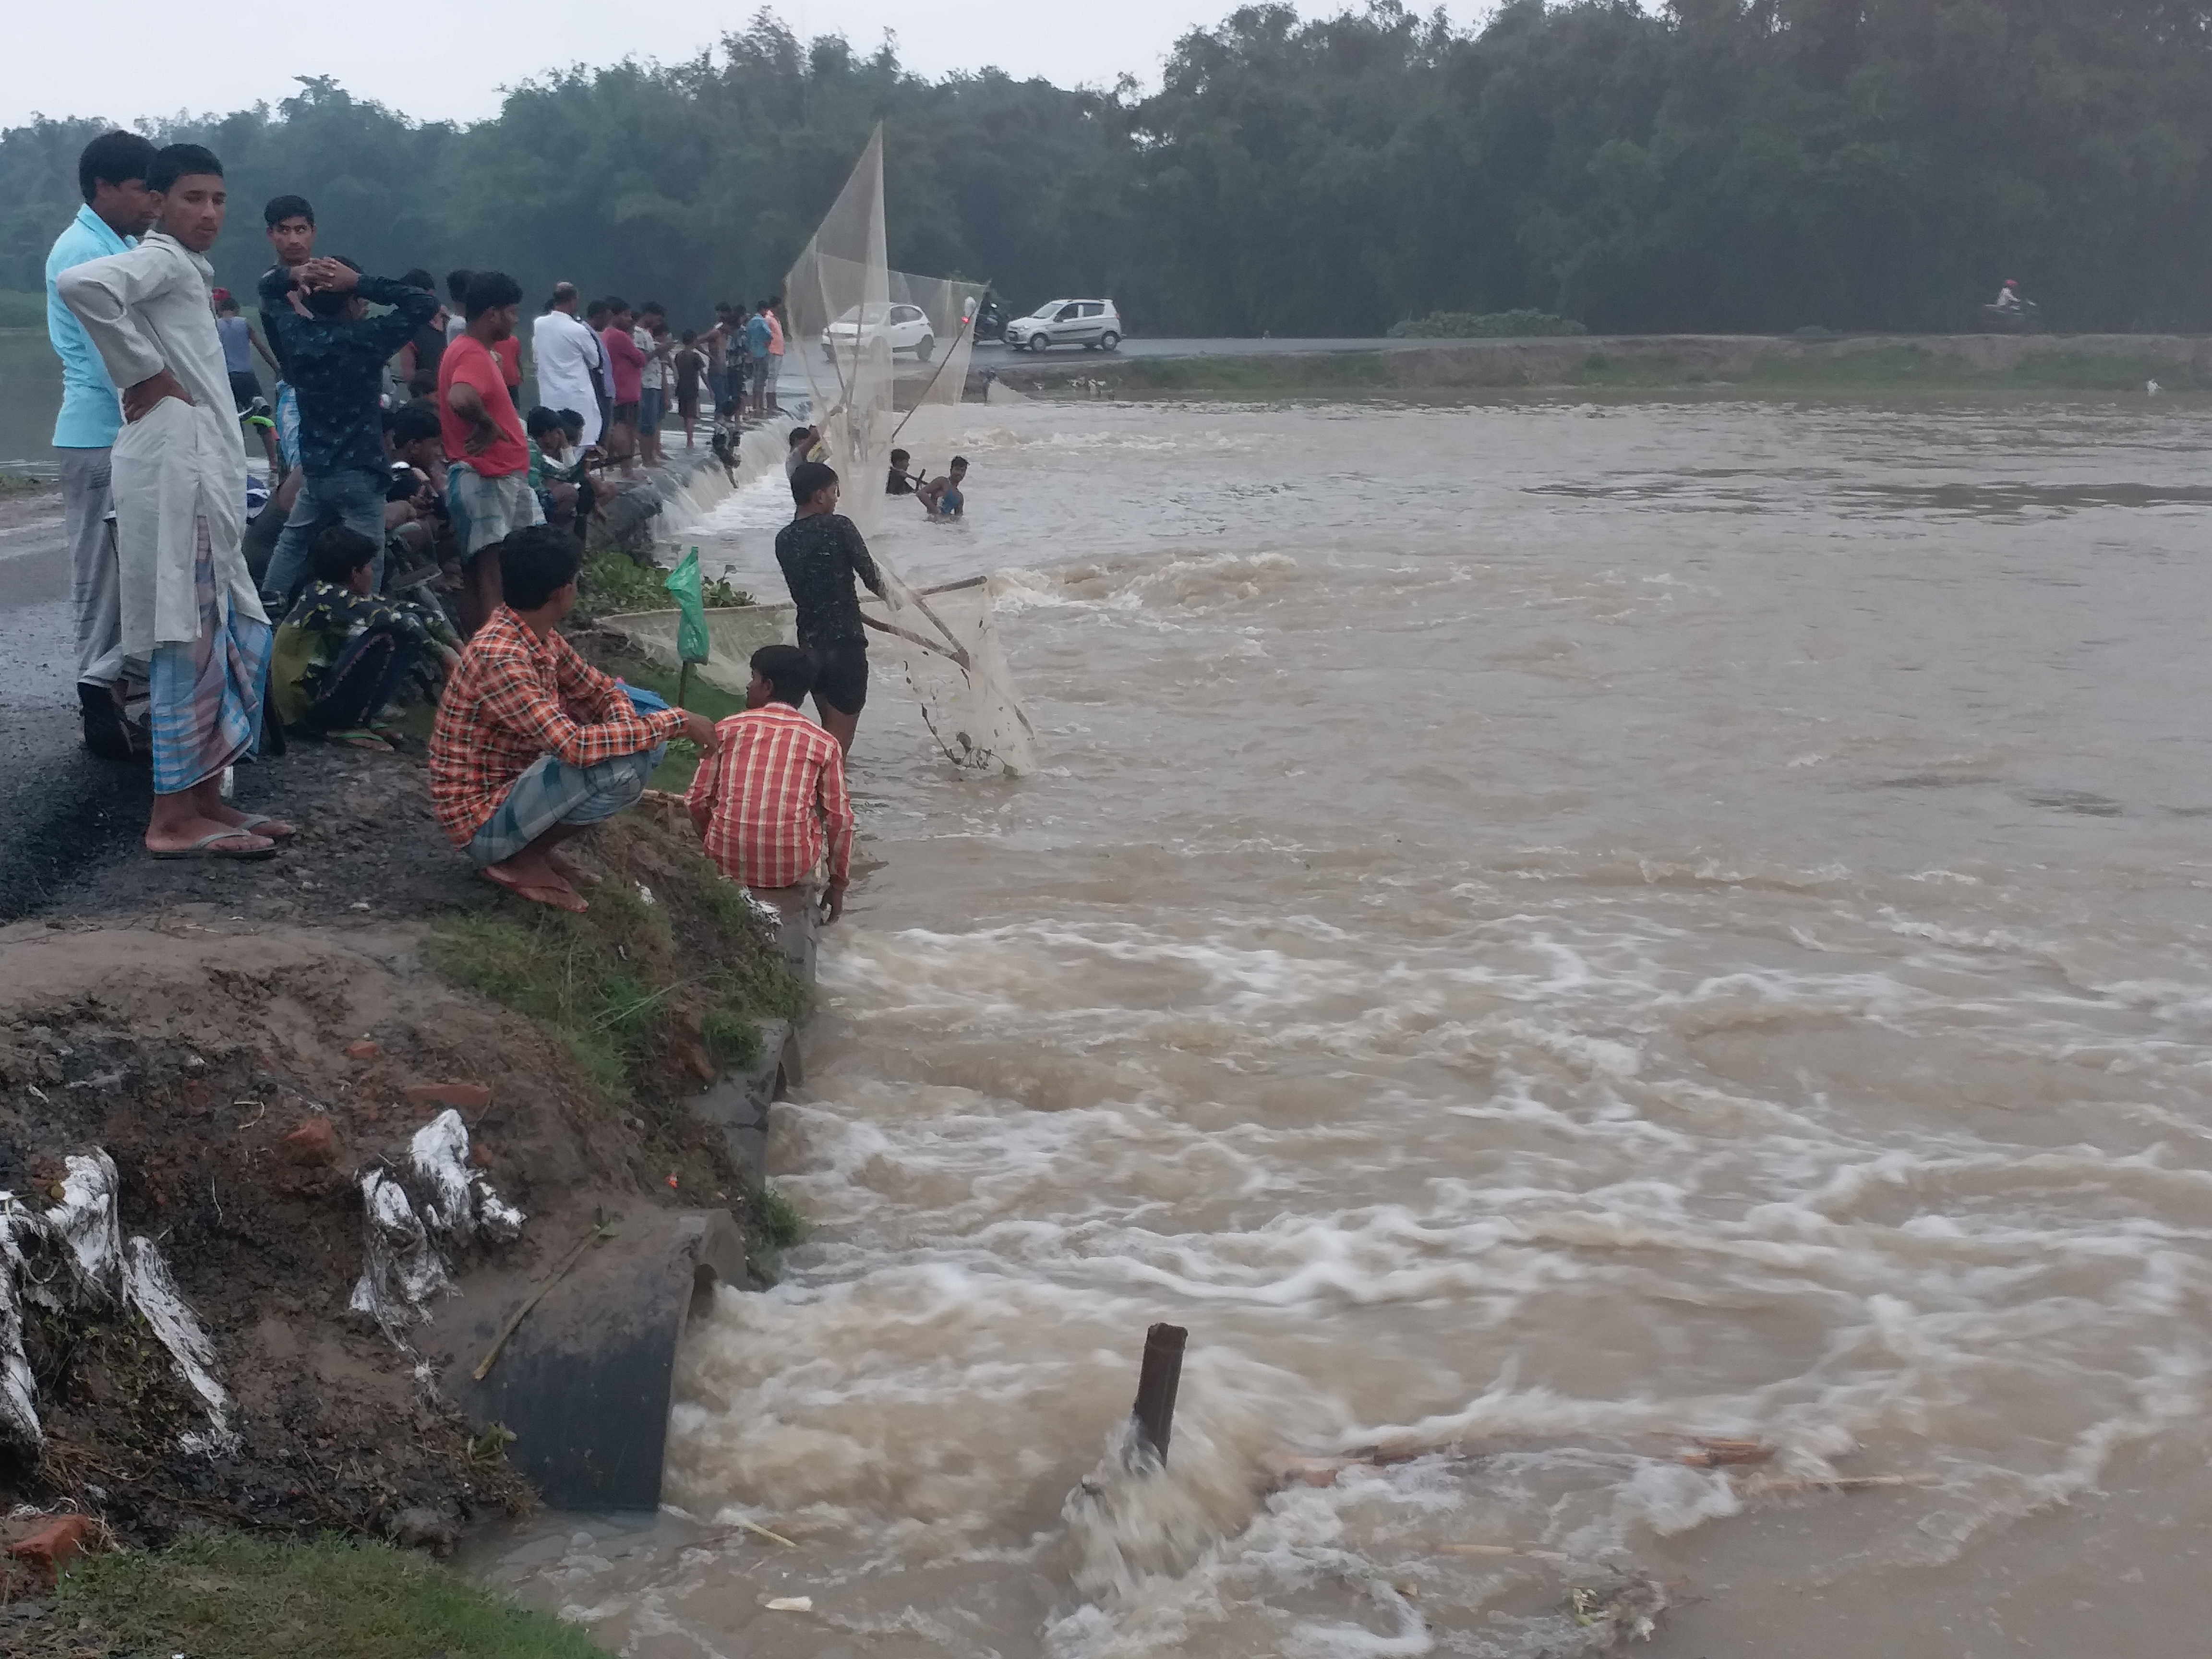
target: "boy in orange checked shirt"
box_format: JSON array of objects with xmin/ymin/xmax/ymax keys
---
[{"xmin": 685, "ymin": 645, "xmax": 854, "ymax": 923}]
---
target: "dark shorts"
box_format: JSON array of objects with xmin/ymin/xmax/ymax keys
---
[
  {"xmin": 808, "ymin": 639, "xmax": 868, "ymax": 715},
  {"xmin": 228, "ymin": 370, "xmax": 262, "ymax": 412},
  {"xmin": 611, "ymin": 400, "xmax": 640, "ymax": 428}
]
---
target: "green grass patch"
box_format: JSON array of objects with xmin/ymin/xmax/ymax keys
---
[
  {"xmin": 428, "ymin": 814, "xmax": 805, "ymax": 1107},
  {"xmin": 755, "ymin": 1180, "xmax": 806, "ymax": 1249},
  {"xmin": 58, "ymin": 1533, "xmax": 601, "ymax": 1659},
  {"xmin": 0, "ymin": 288, "xmax": 45, "ymax": 328}
]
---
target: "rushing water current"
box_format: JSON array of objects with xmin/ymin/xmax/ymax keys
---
[{"xmin": 472, "ymin": 396, "xmax": 2212, "ymax": 1657}]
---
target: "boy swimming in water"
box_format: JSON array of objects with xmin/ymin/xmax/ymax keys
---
[{"xmin": 917, "ymin": 456, "xmax": 967, "ymax": 519}]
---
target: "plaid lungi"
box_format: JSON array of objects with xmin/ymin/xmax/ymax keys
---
[
  {"xmin": 445, "ymin": 462, "xmax": 542, "ymax": 558},
  {"xmin": 148, "ymin": 518, "xmax": 273, "ymax": 795}
]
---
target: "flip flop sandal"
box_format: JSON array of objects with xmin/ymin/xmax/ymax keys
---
[
  {"xmin": 546, "ymin": 854, "xmax": 606, "ymax": 888},
  {"xmin": 151, "ymin": 829, "xmax": 278, "ymax": 861},
  {"xmin": 327, "ymin": 729, "xmax": 394, "ymax": 752},
  {"xmin": 231, "ymin": 812, "xmax": 299, "ymax": 843},
  {"xmin": 480, "ymin": 865, "xmax": 589, "ymax": 913}
]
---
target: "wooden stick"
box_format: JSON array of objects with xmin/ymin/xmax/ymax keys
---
[
  {"xmin": 472, "ymin": 1218, "xmax": 616, "ymax": 1382},
  {"xmin": 916, "ymin": 576, "xmax": 988, "ymax": 597},
  {"xmin": 862, "ymin": 611, "xmax": 968, "ymax": 666}
]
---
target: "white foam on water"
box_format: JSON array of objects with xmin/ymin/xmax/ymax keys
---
[{"xmin": 473, "ymin": 396, "xmax": 2212, "ymax": 1657}]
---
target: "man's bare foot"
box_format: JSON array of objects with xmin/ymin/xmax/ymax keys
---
[
  {"xmin": 208, "ymin": 803, "xmax": 299, "ymax": 841},
  {"xmin": 546, "ymin": 850, "xmax": 604, "ymax": 888},
  {"xmin": 481, "ymin": 853, "xmax": 587, "ymax": 912},
  {"xmin": 146, "ymin": 813, "xmax": 276, "ymax": 859}
]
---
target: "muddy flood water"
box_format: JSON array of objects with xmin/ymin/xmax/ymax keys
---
[{"xmin": 469, "ymin": 395, "xmax": 2212, "ymax": 1657}]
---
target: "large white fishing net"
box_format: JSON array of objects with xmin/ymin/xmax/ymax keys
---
[{"xmin": 781, "ymin": 126, "xmax": 1035, "ymax": 775}]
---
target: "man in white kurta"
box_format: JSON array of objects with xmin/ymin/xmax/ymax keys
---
[
  {"xmin": 58, "ymin": 144, "xmax": 294, "ymax": 860},
  {"xmin": 530, "ymin": 284, "xmax": 606, "ymax": 446}
]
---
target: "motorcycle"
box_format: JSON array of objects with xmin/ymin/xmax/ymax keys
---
[
  {"xmin": 1978, "ymin": 298, "xmax": 2041, "ymax": 334},
  {"xmin": 973, "ymin": 294, "xmax": 1008, "ymax": 343}
]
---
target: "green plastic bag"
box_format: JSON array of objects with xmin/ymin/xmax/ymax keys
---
[{"xmin": 665, "ymin": 546, "xmax": 710, "ymax": 665}]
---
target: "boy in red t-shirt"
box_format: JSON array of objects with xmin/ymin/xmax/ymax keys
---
[{"xmin": 438, "ymin": 270, "xmax": 541, "ymax": 634}]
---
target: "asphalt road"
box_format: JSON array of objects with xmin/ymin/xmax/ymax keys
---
[{"xmin": 0, "ymin": 511, "xmax": 147, "ymax": 919}]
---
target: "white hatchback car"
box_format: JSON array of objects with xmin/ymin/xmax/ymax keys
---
[
  {"xmin": 822, "ymin": 302, "xmax": 938, "ymax": 361},
  {"xmin": 1004, "ymin": 299, "xmax": 1122, "ymax": 353}
]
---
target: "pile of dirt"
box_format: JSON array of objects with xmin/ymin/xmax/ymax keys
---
[{"xmin": 0, "ymin": 794, "xmax": 799, "ymax": 1553}]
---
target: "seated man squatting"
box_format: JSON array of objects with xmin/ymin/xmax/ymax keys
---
[{"xmin": 428, "ymin": 523, "xmax": 717, "ymax": 912}]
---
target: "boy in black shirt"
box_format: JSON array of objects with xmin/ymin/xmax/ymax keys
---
[{"xmin": 772, "ymin": 460, "xmax": 884, "ymax": 753}]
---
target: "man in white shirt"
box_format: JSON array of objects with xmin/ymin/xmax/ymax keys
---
[
  {"xmin": 530, "ymin": 282, "xmax": 605, "ymax": 446},
  {"xmin": 59, "ymin": 143, "xmax": 295, "ymax": 861}
]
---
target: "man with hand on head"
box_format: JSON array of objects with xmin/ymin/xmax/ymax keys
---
[
  {"xmin": 46, "ymin": 129, "xmax": 160, "ymax": 760},
  {"xmin": 258, "ymin": 256, "xmax": 440, "ymax": 606},
  {"xmin": 774, "ymin": 459, "xmax": 885, "ymax": 755},
  {"xmin": 255, "ymin": 193, "xmax": 316, "ymax": 473},
  {"xmin": 60, "ymin": 143, "xmax": 297, "ymax": 860},
  {"xmin": 429, "ymin": 524, "xmax": 716, "ymax": 913},
  {"xmin": 686, "ymin": 644, "xmax": 855, "ymax": 926},
  {"xmin": 439, "ymin": 269, "xmax": 541, "ymax": 633}
]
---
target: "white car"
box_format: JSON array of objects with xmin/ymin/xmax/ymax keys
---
[
  {"xmin": 821, "ymin": 302, "xmax": 937, "ymax": 361},
  {"xmin": 1004, "ymin": 298, "xmax": 1121, "ymax": 353}
]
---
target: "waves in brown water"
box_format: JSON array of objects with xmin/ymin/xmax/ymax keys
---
[{"xmin": 470, "ymin": 395, "xmax": 2212, "ymax": 1658}]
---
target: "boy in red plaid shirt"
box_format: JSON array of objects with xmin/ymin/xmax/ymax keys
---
[{"xmin": 685, "ymin": 645, "xmax": 854, "ymax": 922}]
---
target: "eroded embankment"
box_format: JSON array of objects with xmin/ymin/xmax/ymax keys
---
[
  {"xmin": 0, "ymin": 791, "xmax": 801, "ymax": 1580},
  {"xmin": 979, "ymin": 331, "xmax": 2212, "ymax": 397}
]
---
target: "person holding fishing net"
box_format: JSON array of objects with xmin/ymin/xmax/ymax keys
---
[{"xmin": 774, "ymin": 459, "xmax": 885, "ymax": 754}]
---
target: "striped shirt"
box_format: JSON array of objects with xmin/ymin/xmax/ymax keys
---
[
  {"xmin": 684, "ymin": 701, "xmax": 853, "ymax": 890},
  {"xmin": 429, "ymin": 606, "xmax": 686, "ymax": 845}
]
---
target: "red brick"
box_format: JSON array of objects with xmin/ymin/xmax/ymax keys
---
[
  {"xmin": 345, "ymin": 1040, "xmax": 380, "ymax": 1060},
  {"xmin": 7, "ymin": 1514, "xmax": 91, "ymax": 1580},
  {"xmin": 281, "ymin": 1117, "xmax": 336, "ymax": 1166},
  {"xmin": 403, "ymin": 1082, "xmax": 492, "ymax": 1111}
]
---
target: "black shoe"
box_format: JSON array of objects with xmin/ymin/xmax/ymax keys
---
[{"xmin": 79, "ymin": 683, "xmax": 135, "ymax": 761}]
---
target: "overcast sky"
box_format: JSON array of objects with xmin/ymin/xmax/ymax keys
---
[{"xmin": 6, "ymin": 0, "xmax": 1497, "ymax": 130}]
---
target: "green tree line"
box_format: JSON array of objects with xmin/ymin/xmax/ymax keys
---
[{"xmin": 6, "ymin": 0, "xmax": 2211, "ymax": 337}]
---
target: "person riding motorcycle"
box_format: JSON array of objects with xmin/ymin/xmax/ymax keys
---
[{"xmin": 1995, "ymin": 279, "xmax": 2024, "ymax": 310}]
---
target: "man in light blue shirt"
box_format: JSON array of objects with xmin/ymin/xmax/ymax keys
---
[{"xmin": 48, "ymin": 130, "xmax": 161, "ymax": 760}]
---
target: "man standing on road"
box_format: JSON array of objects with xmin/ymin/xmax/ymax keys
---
[
  {"xmin": 259, "ymin": 257, "xmax": 440, "ymax": 605},
  {"xmin": 46, "ymin": 129, "xmax": 161, "ymax": 760},
  {"xmin": 530, "ymin": 283, "xmax": 605, "ymax": 448},
  {"xmin": 440, "ymin": 270, "xmax": 541, "ymax": 633},
  {"xmin": 60, "ymin": 143, "xmax": 296, "ymax": 860},
  {"xmin": 774, "ymin": 460, "xmax": 885, "ymax": 755}
]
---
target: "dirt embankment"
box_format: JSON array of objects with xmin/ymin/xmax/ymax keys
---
[{"xmin": 0, "ymin": 733, "xmax": 800, "ymax": 1572}]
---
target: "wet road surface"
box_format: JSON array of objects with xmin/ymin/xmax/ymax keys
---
[{"xmin": 0, "ymin": 512, "xmax": 144, "ymax": 919}]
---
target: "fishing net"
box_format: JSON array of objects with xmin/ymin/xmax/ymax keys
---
[{"xmin": 780, "ymin": 125, "xmax": 1037, "ymax": 776}]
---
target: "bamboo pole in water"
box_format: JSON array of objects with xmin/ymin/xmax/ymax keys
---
[{"xmin": 1130, "ymin": 1323, "xmax": 1188, "ymax": 1466}]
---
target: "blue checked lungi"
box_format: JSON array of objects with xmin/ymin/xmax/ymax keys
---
[
  {"xmin": 148, "ymin": 518, "xmax": 273, "ymax": 795},
  {"xmin": 274, "ymin": 382, "xmax": 301, "ymax": 471},
  {"xmin": 465, "ymin": 685, "xmax": 668, "ymax": 865}
]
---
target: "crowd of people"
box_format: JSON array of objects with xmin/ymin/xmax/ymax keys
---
[{"xmin": 41, "ymin": 128, "xmax": 944, "ymax": 927}]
